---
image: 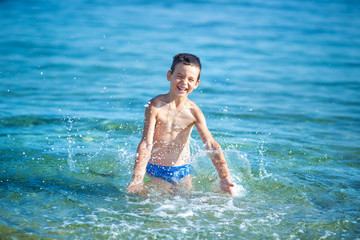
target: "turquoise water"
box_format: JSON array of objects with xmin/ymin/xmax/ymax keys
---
[{"xmin": 1, "ymin": 0, "xmax": 360, "ymax": 239}]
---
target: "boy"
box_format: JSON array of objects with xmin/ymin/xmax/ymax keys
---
[{"xmin": 126, "ymin": 53, "xmax": 234, "ymax": 195}]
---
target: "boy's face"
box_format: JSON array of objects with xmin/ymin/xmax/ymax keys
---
[{"xmin": 167, "ymin": 63, "xmax": 200, "ymax": 97}]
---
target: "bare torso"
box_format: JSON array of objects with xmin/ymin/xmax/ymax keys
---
[{"xmin": 148, "ymin": 95, "xmax": 196, "ymax": 166}]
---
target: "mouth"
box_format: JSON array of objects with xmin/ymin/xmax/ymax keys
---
[{"xmin": 177, "ymin": 86, "xmax": 188, "ymax": 93}]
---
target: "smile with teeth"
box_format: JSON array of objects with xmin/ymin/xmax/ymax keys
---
[{"xmin": 177, "ymin": 86, "xmax": 187, "ymax": 92}]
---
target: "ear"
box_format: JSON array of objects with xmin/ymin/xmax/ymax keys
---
[
  {"xmin": 194, "ymin": 79, "xmax": 200, "ymax": 89},
  {"xmin": 167, "ymin": 70, "xmax": 172, "ymax": 81}
]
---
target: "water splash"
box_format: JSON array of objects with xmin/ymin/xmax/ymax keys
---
[
  {"xmin": 66, "ymin": 117, "xmax": 77, "ymax": 173},
  {"xmin": 258, "ymin": 142, "xmax": 271, "ymax": 179},
  {"xmin": 189, "ymin": 138, "xmax": 249, "ymax": 197}
]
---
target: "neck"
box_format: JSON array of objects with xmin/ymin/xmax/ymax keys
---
[{"xmin": 166, "ymin": 92, "xmax": 188, "ymax": 107}]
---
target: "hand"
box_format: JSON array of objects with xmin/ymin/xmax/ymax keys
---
[
  {"xmin": 126, "ymin": 180, "xmax": 144, "ymax": 194},
  {"xmin": 220, "ymin": 177, "xmax": 235, "ymax": 196}
]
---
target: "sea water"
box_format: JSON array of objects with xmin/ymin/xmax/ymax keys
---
[{"xmin": 1, "ymin": 0, "xmax": 359, "ymax": 239}]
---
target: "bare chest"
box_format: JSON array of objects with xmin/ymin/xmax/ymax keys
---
[{"xmin": 155, "ymin": 107, "xmax": 195, "ymax": 138}]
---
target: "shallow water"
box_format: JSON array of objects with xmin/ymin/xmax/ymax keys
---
[{"xmin": 1, "ymin": 0, "xmax": 360, "ymax": 239}]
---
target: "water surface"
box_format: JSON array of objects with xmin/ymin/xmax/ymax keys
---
[{"xmin": 1, "ymin": 0, "xmax": 360, "ymax": 239}]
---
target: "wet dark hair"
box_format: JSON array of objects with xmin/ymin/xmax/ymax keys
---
[{"xmin": 170, "ymin": 53, "xmax": 202, "ymax": 80}]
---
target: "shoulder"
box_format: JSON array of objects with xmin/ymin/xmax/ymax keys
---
[
  {"xmin": 187, "ymin": 99, "xmax": 205, "ymax": 121},
  {"xmin": 143, "ymin": 94, "xmax": 167, "ymax": 117},
  {"xmin": 147, "ymin": 94, "xmax": 168, "ymax": 108}
]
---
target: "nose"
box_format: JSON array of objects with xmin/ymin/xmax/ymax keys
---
[{"xmin": 180, "ymin": 77, "xmax": 189, "ymax": 84}]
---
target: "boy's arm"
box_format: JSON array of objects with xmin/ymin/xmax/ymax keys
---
[
  {"xmin": 194, "ymin": 107, "xmax": 235, "ymax": 196},
  {"xmin": 127, "ymin": 103, "xmax": 157, "ymax": 194}
]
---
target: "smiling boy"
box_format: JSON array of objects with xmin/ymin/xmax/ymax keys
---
[{"xmin": 126, "ymin": 53, "xmax": 234, "ymax": 195}]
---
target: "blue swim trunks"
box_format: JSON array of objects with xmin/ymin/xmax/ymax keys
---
[{"xmin": 146, "ymin": 163, "xmax": 191, "ymax": 183}]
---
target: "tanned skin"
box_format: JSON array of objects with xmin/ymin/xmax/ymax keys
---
[{"xmin": 127, "ymin": 62, "xmax": 235, "ymax": 195}]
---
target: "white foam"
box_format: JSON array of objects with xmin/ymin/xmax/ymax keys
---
[
  {"xmin": 177, "ymin": 210, "xmax": 194, "ymax": 218},
  {"xmin": 232, "ymin": 184, "xmax": 246, "ymax": 198},
  {"xmin": 156, "ymin": 204, "xmax": 177, "ymax": 211}
]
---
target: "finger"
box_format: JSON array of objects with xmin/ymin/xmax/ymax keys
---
[
  {"xmin": 228, "ymin": 187, "xmax": 234, "ymax": 196},
  {"xmin": 128, "ymin": 189, "xmax": 137, "ymax": 194}
]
